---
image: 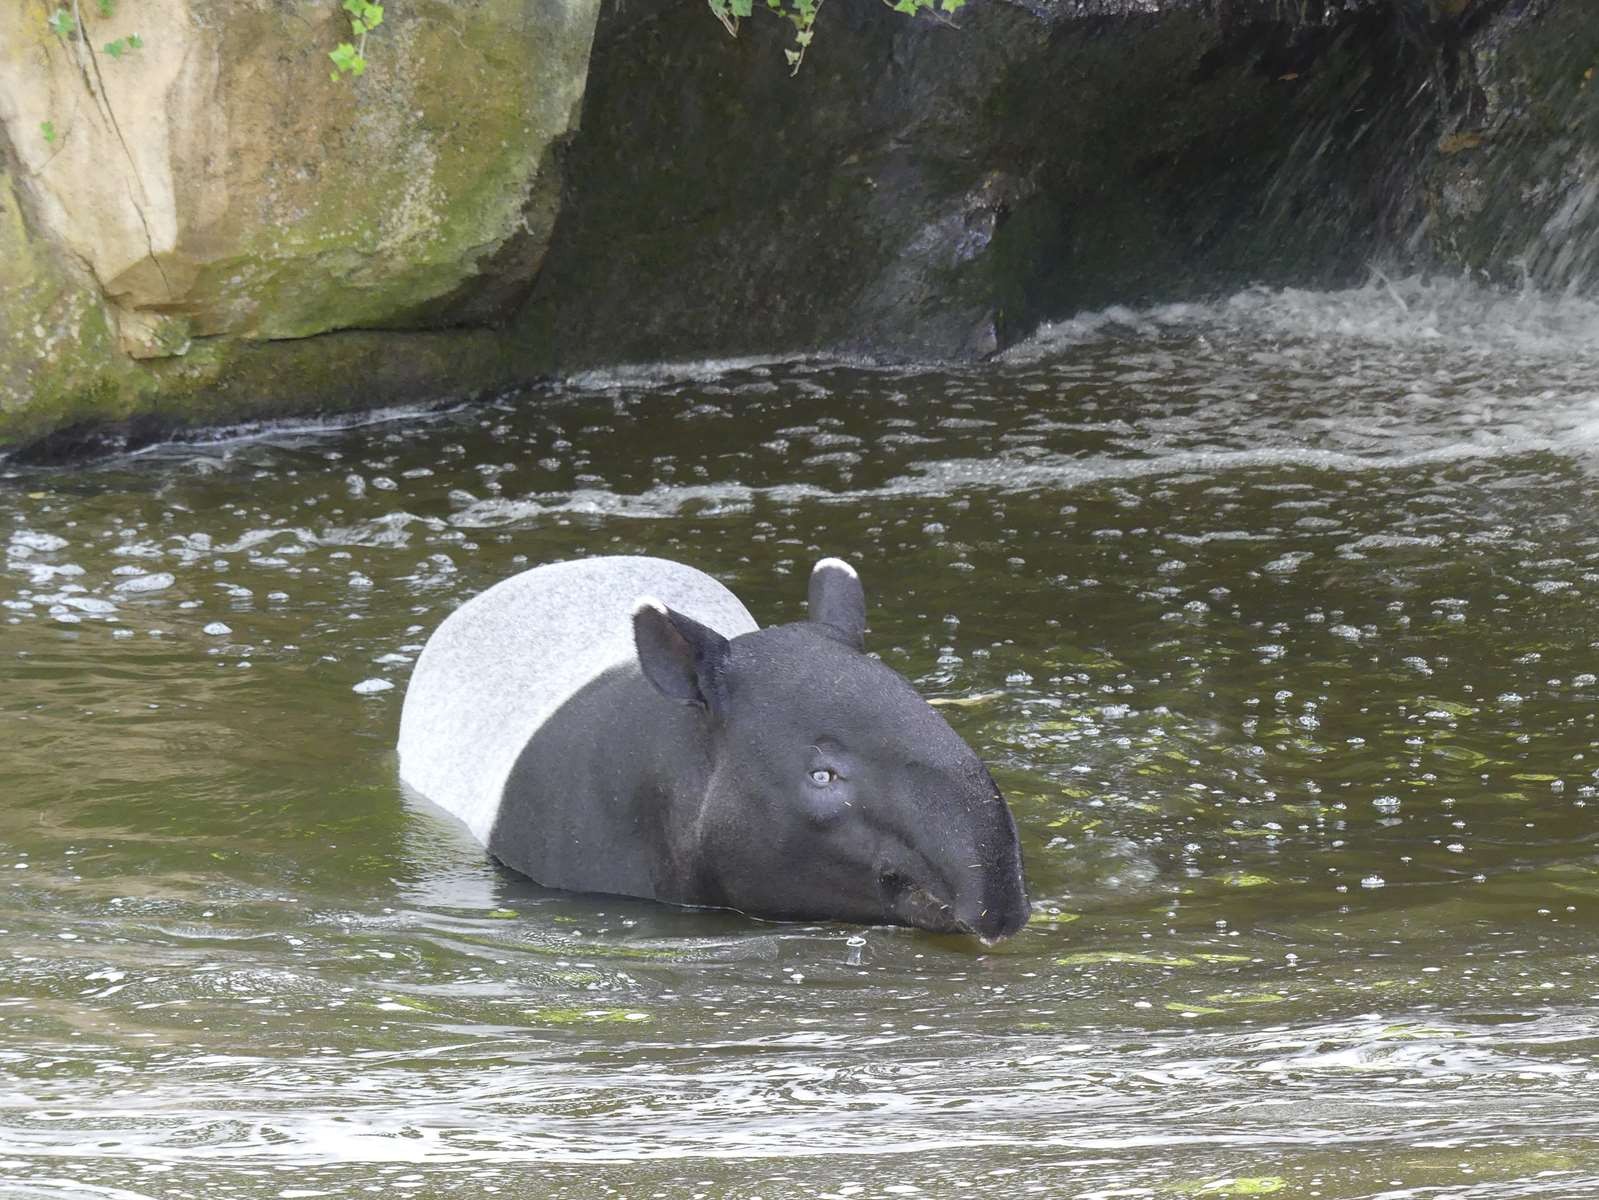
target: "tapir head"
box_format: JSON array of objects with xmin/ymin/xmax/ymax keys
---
[{"xmin": 632, "ymin": 558, "xmax": 1030, "ymax": 942}]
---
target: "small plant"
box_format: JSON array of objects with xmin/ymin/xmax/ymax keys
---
[
  {"xmin": 44, "ymin": 3, "xmax": 143, "ymax": 59},
  {"xmin": 708, "ymin": 0, "xmax": 964, "ymax": 75},
  {"xmin": 889, "ymin": 0, "xmax": 965, "ymax": 14},
  {"xmin": 39, "ymin": 2, "xmax": 149, "ymax": 156},
  {"xmin": 330, "ymin": 0, "xmax": 384, "ymax": 80},
  {"xmin": 103, "ymin": 33, "xmax": 144, "ymax": 58},
  {"xmin": 708, "ymin": 0, "xmax": 821, "ymax": 73}
]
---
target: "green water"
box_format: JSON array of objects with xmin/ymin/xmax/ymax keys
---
[{"xmin": 5, "ymin": 281, "xmax": 1599, "ymax": 1198}]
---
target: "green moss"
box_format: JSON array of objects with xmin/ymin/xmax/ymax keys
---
[
  {"xmin": 0, "ymin": 319, "xmax": 545, "ymax": 458},
  {"xmin": 0, "ymin": 241, "xmax": 152, "ymax": 447},
  {"xmin": 170, "ymin": 0, "xmax": 598, "ymax": 342}
]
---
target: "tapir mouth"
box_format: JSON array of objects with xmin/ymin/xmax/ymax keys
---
[
  {"xmin": 882, "ymin": 870, "xmax": 1029, "ymax": 947},
  {"xmin": 885, "ymin": 876, "xmax": 958, "ymax": 931},
  {"xmin": 881, "ymin": 871, "xmax": 1025, "ymax": 944}
]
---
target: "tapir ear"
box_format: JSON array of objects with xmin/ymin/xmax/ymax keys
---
[
  {"xmin": 632, "ymin": 598, "xmax": 730, "ymax": 710},
  {"xmin": 807, "ymin": 557, "xmax": 866, "ymax": 650}
]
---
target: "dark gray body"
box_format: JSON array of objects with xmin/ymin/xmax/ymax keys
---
[
  {"xmin": 494, "ymin": 663, "xmax": 716, "ymax": 904},
  {"xmin": 400, "ymin": 556, "xmax": 1029, "ymax": 940}
]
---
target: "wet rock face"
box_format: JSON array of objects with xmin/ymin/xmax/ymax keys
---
[
  {"xmin": 1409, "ymin": 0, "xmax": 1599, "ymax": 292},
  {"xmin": 1, "ymin": 0, "xmax": 600, "ymax": 346},
  {"xmin": 520, "ymin": 0, "xmax": 1437, "ymax": 369}
]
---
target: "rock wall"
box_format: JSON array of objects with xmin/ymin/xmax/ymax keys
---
[
  {"xmin": 1, "ymin": 0, "xmax": 1596, "ymax": 457},
  {"xmin": 0, "ymin": 0, "xmax": 601, "ymax": 454},
  {"xmin": 519, "ymin": 0, "xmax": 1437, "ymax": 371},
  {"xmin": 1411, "ymin": 0, "xmax": 1599, "ymax": 291}
]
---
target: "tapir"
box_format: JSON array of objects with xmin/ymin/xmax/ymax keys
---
[{"xmin": 396, "ymin": 555, "xmax": 1030, "ymax": 941}]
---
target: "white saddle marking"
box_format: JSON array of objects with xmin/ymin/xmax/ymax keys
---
[{"xmin": 397, "ymin": 556, "xmax": 759, "ymax": 843}]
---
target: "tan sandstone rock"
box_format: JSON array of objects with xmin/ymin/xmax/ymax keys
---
[{"xmin": 0, "ymin": 0, "xmax": 600, "ymax": 449}]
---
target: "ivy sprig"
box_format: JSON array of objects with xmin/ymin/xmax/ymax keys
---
[
  {"xmin": 707, "ymin": 0, "xmax": 821, "ymax": 74},
  {"xmin": 330, "ymin": 0, "xmax": 384, "ymax": 80},
  {"xmin": 103, "ymin": 33, "xmax": 144, "ymax": 58},
  {"xmin": 45, "ymin": 3, "xmax": 146, "ymax": 58},
  {"xmin": 707, "ymin": 0, "xmax": 961, "ymax": 75}
]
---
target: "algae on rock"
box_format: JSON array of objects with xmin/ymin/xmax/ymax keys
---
[{"xmin": 0, "ymin": 0, "xmax": 601, "ymax": 454}]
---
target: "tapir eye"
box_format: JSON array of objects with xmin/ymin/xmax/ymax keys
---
[{"xmin": 808, "ymin": 767, "xmax": 837, "ymax": 787}]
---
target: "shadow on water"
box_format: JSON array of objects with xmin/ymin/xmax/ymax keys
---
[{"xmin": 5, "ymin": 277, "xmax": 1599, "ymax": 1196}]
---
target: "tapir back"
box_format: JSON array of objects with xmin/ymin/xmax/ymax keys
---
[{"xmin": 397, "ymin": 556, "xmax": 758, "ymax": 843}]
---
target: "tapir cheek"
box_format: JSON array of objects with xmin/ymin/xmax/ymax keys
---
[{"xmin": 800, "ymin": 787, "xmax": 855, "ymax": 827}]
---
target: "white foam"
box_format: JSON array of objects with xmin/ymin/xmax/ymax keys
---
[
  {"xmin": 561, "ymin": 353, "xmax": 810, "ymax": 391},
  {"xmin": 431, "ymin": 430, "xmax": 1595, "ymax": 531},
  {"xmin": 9, "ymin": 530, "xmax": 68, "ymax": 553},
  {"xmin": 114, "ymin": 572, "xmax": 175, "ymax": 594},
  {"xmin": 1007, "ymin": 274, "xmax": 1599, "ymax": 362}
]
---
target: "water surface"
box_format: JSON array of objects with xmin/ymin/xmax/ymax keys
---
[{"xmin": 5, "ymin": 278, "xmax": 1599, "ymax": 1198}]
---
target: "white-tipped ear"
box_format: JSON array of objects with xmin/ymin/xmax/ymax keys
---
[
  {"xmin": 807, "ymin": 557, "xmax": 866, "ymax": 649},
  {"xmin": 632, "ymin": 597, "xmax": 731, "ymax": 709}
]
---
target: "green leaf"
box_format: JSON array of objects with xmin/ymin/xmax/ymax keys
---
[
  {"xmin": 96, "ymin": 0, "xmax": 115, "ymax": 15},
  {"xmin": 362, "ymin": 3, "xmax": 384, "ymax": 27},
  {"xmin": 940, "ymin": 0, "xmax": 965, "ymax": 10},
  {"xmin": 103, "ymin": 38, "xmax": 125, "ymax": 58},
  {"xmin": 730, "ymin": 0, "xmax": 752, "ymax": 16},
  {"xmin": 329, "ymin": 42, "xmax": 364, "ymax": 75},
  {"xmin": 127, "ymin": 32, "xmax": 143, "ymax": 48},
  {"xmin": 350, "ymin": 18, "xmax": 366, "ymax": 35},
  {"xmin": 794, "ymin": 27, "xmax": 813, "ymax": 45},
  {"xmin": 342, "ymin": 0, "xmax": 365, "ymax": 14},
  {"xmin": 47, "ymin": 8, "xmax": 74, "ymax": 36},
  {"xmin": 892, "ymin": 0, "xmax": 918, "ymax": 13},
  {"xmin": 784, "ymin": 47, "xmax": 801, "ymax": 65},
  {"xmin": 40, "ymin": 121, "xmax": 57, "ymax": 145}
]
